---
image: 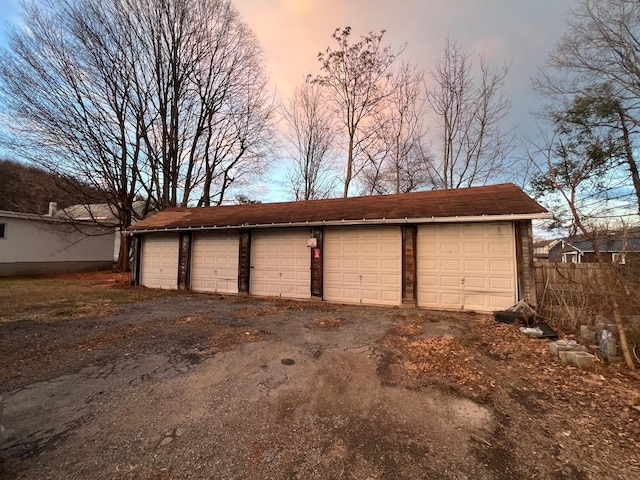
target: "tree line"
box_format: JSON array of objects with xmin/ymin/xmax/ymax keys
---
[
  {"xmin": 0, "ymin": 0, "xmax": 275, "ymax": 269},
  {"xmin": 287, "ymin": 28, "xmax": 513, "ymax": 199},
  {"xmin": 2, "ymin": 1, "xmax": 640, "ymax": 268}
]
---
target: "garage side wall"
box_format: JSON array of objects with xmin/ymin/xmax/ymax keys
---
[{"xmin": 515, "ymin": 220, "xmax": 536, "ymax": 306}]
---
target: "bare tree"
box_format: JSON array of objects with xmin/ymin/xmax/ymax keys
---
[
  {"xmin": 425, "ymin": 37, "xmax": 513, "ymax": 189},
  {"xmin": 313, "ymin": 27, "xmax": 402, "ymax": 197},
  {"xmin": 0, "ymin": 0, "xmax": 274, "ymax": 270},
  {"xmin": 360, "ymin": 61, "xmax": 432, "ymax": 195},
  {"xmin": 281, "ymin": 81, "xmax": 338, "ymax": 201},
  {"xmin": 533, "ymin": 0, "xmax": 640, "ymax": 213},
  {"xmin": 529, "ymin": 127, "xmax": 636, "ymax": 370}
]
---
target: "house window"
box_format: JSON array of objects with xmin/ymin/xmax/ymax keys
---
[
  {"xmin": 613, "ymin": 253, "xmax": 626, "ymax": 265},
  {"xmin": 0, "ymin": 223, "xmax": 5, "ymax": 238}
]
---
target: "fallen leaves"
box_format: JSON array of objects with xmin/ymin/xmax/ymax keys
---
[
  {"xmin": 382, "ymin": 311, "xmax": 640, "ymax": 476},
  {"xmin": 207, "ymin": 326, "xmax": 262, "ymax": 352},
  {"xmin": 313, "ymin": 316, "xmax": 344, "ymax": 328}
]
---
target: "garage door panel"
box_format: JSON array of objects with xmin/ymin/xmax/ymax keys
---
[
  {"xmin": 362, "ymin": 259, "xmax": 379, "ymax": 269},
  {"xmin": 362, "ymin": 244, "xmax": 379, "ymax": 254},
  {"xmin": 490, "ymin": 277, "xmax": 513, "ymax": 289},
  {"xmin": 382, "ymin": 290, "xmax": 401, "ymax": 302},
  {"xmin": 441, "ymin": 275, "xmax": 460, "ymax": 287},
  {"xmin": 381, "ymin": 274, "xmax": 399, "ymax": 285},
  {"xmin": 381, "ymin": 259, "xmax": 400, "ymax": 270},
  {"xmin": 464, "ymin": 243, "xmax": 485, "ymax": 254},
  {"xmin": 343, "ymin": 272, "xmax": 361, "ymax": 283},
  {"xmin": 324, "ymin": 227, "xmax": 401, "ymax": 306},
  {"xmin": 421, "ymin": 275, "xmax": 438, "ymax": 287},
  {"xmin": 418, "ymin": 223, "xmax": 516, "ymax": 312},
  {"xmin": 464, "ymin": 259, "xmax": 486, "ymax": 271},
  {"xmin": 441, "ymin": 292, "xmax": 464, "ymax": 307},
  {"xmin": 191, "ymin": 233, "xmax": 239, "ymax": 294},
  {"xmin": 441, "ymin": 259, "xmax": 462, "ymax": 271},
  {"xmin": 140, "ymin": 235, "xmax": 179, "ymax": 290},
  {"xmin": 344, "ymin": 243, "xmax": 360, "ymax": 254},
  {"xmin": 441, "ymin": 241, "xmax": 461, "ymax": 253},
  {"xmin": 465, "ymin": 276, "xmax": 487, "ymax": 289},
  {"xmin": 489, "ymin": 260, "xmax": 513, "ymax": 272},
  {"xmin": 250, "ymin": 230, "xmax": 311, "ymax": 299},
  {"xmin": 361, "ymin": 273, "xmax": 379, "ymax": 284}
]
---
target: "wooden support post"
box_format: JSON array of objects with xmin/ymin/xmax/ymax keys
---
[
  {"xmin": 402, "ymin": 225, "xmax": 417, "ymax": 305},
  {"xmin": 131, "ymin": 234, "xmax": 142, "ymax": 285},
  {"xmin": 177, "ymin": 232, "xmax": 192, "ymax": 290},
  {"xmin": 310, "ymin": 228, "xmax": 323, "ymax": 298},
  {"xmin": 238, "ymin": 230, "xmax": 251, "ymax": 293}
]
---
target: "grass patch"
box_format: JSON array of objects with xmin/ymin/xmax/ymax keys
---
[{"xmin": 0, "ymin": 272, "xmax": 178, "ymax": 323}]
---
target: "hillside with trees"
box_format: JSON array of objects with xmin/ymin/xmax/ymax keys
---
[{"xmin": 0, "ymin": 159, "xmax": 106, "ymax": 214}]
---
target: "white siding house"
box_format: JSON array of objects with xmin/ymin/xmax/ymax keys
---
[{"xmin": 0, "ymin": 210, "xmax": 116, "ymax": 276}]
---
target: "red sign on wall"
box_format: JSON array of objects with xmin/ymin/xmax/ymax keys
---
[{"xmin": 313, "ymin": 248, "xmax": 321, "ymax": 259}]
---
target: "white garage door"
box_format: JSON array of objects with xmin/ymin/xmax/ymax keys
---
[
  {"xmin": 140, "ymin": 234, "xmax": 179, "ymax": 289},
  {"xmin": 324, "ymin": 227, "xmax": 402, "ymax": 306},
  {"xmin": 191, "ymin": 232, "xmax": 239, "ymax": 294},
  {"xmin": 417, "ymin": 223, "xmax": 516, "ymax": 312},
  {"xmin": 250, "ymin": 229, "xmax": 311, "ymax": 299}
]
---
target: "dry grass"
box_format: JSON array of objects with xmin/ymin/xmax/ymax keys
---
[
  {"xmin": 0, "ymin": 271, "xmax": 176, "ymax": 323},
  {"xmin": 312, "ymin": 316, "xmax": 344, "ymax": 328}
]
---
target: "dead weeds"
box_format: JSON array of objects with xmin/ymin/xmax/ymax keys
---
[
  {"xmin": 206, "ymin": 326, "xmax": 263, "ymax": 352},
  {"xmin": 312, "ymin": 316, "xmax": 344, "ymax": 328},
  {"xmin": 235, "ymin": 305, "xmax": 286, "ymax": 318},
  {"xmin": 382, "ymin": 313, "xmax": 640, "ymax": 476}
]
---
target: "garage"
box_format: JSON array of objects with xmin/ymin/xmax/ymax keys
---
[
  {"xmin": 417, "ymin": 223, "xmax": 516, "ymax": 312},
  {"xmin": 250, "ymin": 229, "xmax": 311, "ymax": 299},
  {"xmin": 140, "ymin": 234, "xmax": 179, "ymax": 289},
  {"xmin": 324, "ymin": 227, "xmax": 402, "ymax": 306},
  {"xmin": 130, "ymin": 184, "xmax": 548, "ymax": 309},
  {"xmin": 190, "ymin": 232, "xmax": 239, "ymax": 294}
]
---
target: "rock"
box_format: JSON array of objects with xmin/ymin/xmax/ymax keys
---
[
  {"xmin": 566, "ymin": 351, "xmax": 595, "ymax": 369},
  {"xmin": 159, "ymin": 436, "xmax": 173, "ymax": 446}
]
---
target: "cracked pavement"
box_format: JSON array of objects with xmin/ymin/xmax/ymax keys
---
[{"xmin": 1, "ymin": 295, "xmax": 497, "ymax": 479}]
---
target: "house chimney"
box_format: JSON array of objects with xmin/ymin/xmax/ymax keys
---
[{"xmin": 48, "ymin": 202, "xmax": 57, "ymax": 216}]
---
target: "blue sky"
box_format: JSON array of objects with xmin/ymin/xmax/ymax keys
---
[{"xmin": 0, "ymin": 0, "xmax": 578, "ymax": 201}]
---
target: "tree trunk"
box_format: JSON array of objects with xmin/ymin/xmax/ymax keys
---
[{"xmin": 117, "ymin": 231, "xmax": 131, "ymax": 272}]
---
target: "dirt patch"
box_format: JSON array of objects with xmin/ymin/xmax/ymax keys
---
[
  {"xmin": 382, "ymin": 314, "xmax": 640, "ymax": 479},
  {"xmin": 1, "ymin": 272, "xmax": 639, "ymax": 479},
  {"xmin": 312, "ymin": 316, "xmax": 344, "ymax": 327}
]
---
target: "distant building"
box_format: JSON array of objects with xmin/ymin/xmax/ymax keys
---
[
  {"xmin": 0, "ymin": 205, "xmax": 116, "ymax": 276},
  {"xmin": 58, "ymin": 201, "xmax": 149, "ymax": 261},
  {"xmin": 533, "ymin": 238, "xmax": 560, "ymax": 261},
  {"xmin": 548, "ymin": 235, "xmax": 640, "ymax": 264}
]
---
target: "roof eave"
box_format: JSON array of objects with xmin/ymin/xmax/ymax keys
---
[{"xmin": 127, "ymin": 212, "xmax": 552, "ymax": 235}]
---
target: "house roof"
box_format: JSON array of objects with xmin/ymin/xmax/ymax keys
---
[
  {"xmin": 561, "ymin": 236, "xmax": 640, "ymax": 254},
  {"xmin": 127, "ymin": 183, "xmax": 550, "ymax": 234},
  {"xmin": 59, "ymin": 201, "xmax": 148, "ymax": 224},
  {"xmin": 533, "ymin": 239, "xmax": 559, "ymax": 249},
  {"xmin": 0, "ymin": 209, "xmax": 102, "ymax": 225}
]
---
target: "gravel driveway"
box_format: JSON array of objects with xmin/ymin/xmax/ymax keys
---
[{"xmin": 0, "ymin": 294, "xmax": 497, "ymax": 479}]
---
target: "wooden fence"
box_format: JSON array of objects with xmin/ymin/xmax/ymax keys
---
[
  {"xmin": 534, "ymin": 263, "xmax": 601, "ymax": 303},
  {"xmin": 534, "ymin": 262, "xmax": 640, "ymax": 329}
]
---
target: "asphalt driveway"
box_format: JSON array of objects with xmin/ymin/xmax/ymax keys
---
[{"xmin": 1, "ymin": 289, "xmax": 638, "ymax": 479}]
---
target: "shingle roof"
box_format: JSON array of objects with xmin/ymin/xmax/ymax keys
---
[
  {"xmin": 562, "ymin": 236, "xmax": 640, "ymax": 253},
  {"xmin": 127, "ymin": 183, "xmax": 549, "ymax": 233}
]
